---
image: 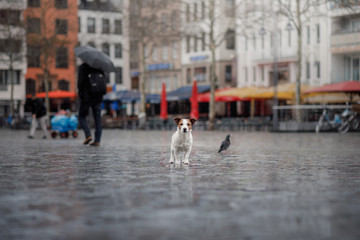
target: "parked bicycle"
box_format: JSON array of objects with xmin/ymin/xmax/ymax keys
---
[
  {"xmin": 337, "ymin": 109, "xmax": 359, "ymax": 134},
  {"xmin": 315, "ymin": 108, "xmax": 347, "ymax": 133}
]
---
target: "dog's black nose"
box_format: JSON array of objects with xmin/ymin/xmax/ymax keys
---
[{"xmin": 183, "ymin": 129, "xmax": 187, "ymax": 132}]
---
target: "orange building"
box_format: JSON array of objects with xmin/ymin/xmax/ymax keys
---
[{"xmin": 24, "ymin": 0, "xmax": 78, "ymax": 111}]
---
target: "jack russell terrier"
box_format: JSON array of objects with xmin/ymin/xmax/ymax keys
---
[{"xmin": 169, "ymin": 117, "xmax": 197, "ymax": 165}]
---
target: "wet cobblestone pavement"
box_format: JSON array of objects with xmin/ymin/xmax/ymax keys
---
[{"xmin": 0, "ymin": 129, "xmax": 360, "ymax": 240}]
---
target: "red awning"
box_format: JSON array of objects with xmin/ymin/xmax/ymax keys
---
[
  {"xmin": 35, "ymin": 90, "xmax": 77, "ymax": 98},
  {"xmin": 197, "ymin": 88, "xmax": 245, "ymax": 102},
  {"xmin": 306, "ymin": 81, "xmax": 360, "ymax": 93}
]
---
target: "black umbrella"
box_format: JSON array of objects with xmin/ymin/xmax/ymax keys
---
[{"xmin": 74, "ymin": 46, "xmax": 116, "ymax": 73}]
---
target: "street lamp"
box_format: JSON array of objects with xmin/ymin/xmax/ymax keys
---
[{"xmin": 259, "ymin": 15, "xmax": 279, "ymax": 131}]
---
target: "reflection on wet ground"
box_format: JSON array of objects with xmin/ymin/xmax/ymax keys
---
[{"xmin": 0, "ymin": 129, "xmax": 360, "ymax": 239}]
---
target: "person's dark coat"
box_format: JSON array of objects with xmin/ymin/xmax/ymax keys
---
[
  {"xmin": 77, "ymin": 62, "xmax": 104, "ymax": 105},
  {"xmin": 31, "ymin": 98, "xmax": 47, "ymax": 118}
]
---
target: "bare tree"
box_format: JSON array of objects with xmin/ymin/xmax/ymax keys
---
[
  {"xmin": 123, "ymin": 0, "xmax": 181, "ymax": 128},
  {"xmin": 184, "ymin": 0, "xmax": 238, "ymax": 130},
  {"xmin": 0, "ymin": 2, "xmax": 26, "ymax": 116},
  {"xmin": 274, "ymin": 0, "xmax": 348, "ymax": 121}
]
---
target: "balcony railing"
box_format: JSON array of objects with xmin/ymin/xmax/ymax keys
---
[
  {"xmin": 331, "ymin": 31, "xmax": 360, "ymax": 53},
  {"xmin": 331, "ymin": 0, "xmax": 360, "ymax": 9}
]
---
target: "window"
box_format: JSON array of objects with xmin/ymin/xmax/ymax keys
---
[
  {"xmin": 245, "ymin": 67, "xmax": 248, "ymax": 82},
  {"xmin": 193, "ymin": 3, "xmax": 198, "ymax": 21},
  {"xmin": 253, "ymin": 67, "xmax": 256, "ymax": 82},
  {"xmin": 55, "ymin": 0, "xmax": 67, "ymax": 9},
  {"xmin": 88, "ymin": 41, "xmax": 95, "ymax": 48},
  {"xmin": 172, "ymin": 42, "xmax": 178, "ymax": 59},
  {"xmin": 162, "ymin": 44, "xmax": 168, "ymax": 60},
  {"xmin": 316, "ymin": 24, "xmax": 320, "ymax": 43},
  {"xmin": 27, "ymin": 46, "xmax": 40, "ymax": 67},
  {"xmin": 152, "ymin": 45, "xmax": 158, "ymax": 61},
  {"xmin": 194, "ymin": 36, "xmax": 198, "ymax": 52},
  {"xmin": 201, "ymin": 32, "xmax": 206, "ymax": 51},
  {"xmin": 278, "ymin": 30, "xmax": 282, "ymax": 47},
  {"xmin": 102, "ymin": 43, "xmax": 110, "ymax": 56},
  {"xmin": 58, "ymin": 79, "xmax": 69, "ymax": 91},
  {"xmin": 171, "ymin": 11, "xmax": 177, "ymax": 30},
  {"xmin": 115, "ymin": 44, "xmax": 122, "ymax": 58},
  {"xmin": 186, "ymin": 4, "xmax": 190, "ymax": 22},
  {"xmin": 226, "ymin": 1, "xmax": 235, "ymax": 16},
  {"xmin": 353, "ymin": 58, "xmax": 359, "ymax": 81},
  {"xmin": 114, "ymin": 20, "xmax": 122, "ymax": 34},
  {"xmin": 345, "ymin": 56, "xmax": 351, "ymax": 81},
  {"xmin": 201, "ymin": 1, "xmax": 206, "ymax": 20},
  {"xmin": 315, "ymin": 61, "xmax": 321, "ymax": 78},
  {"xmin": 115, "ymin": 67, "xmax": 123, "ymax": 84},
  {"xmin": 195, "ymin": 67, "xmax": 206, "ymax": 82},
  {"xmin": 186, "ymin": 68, "xmax": 191, "ymax": 84},
  {"xmin": 261, "ymin": 66, "xmax": 264, "ymax": 82},
  {"xmin": 0, "ymin": 39, "xmax": 22, "ymax": 53},
  {"xmin": 226, "ymin": 29, "xmax": 235, "ymax": 50},
  {"xmin": 56, "ymin": 47, "xmax": 68, "ymax": 68},
  {"xmin": 144, "ymin": 46, "xmax": 149, "ymax": 59},
  {"xmin": 26, "ymin": 79, "xmax": 36, "ymax": 95},
  {"xmin": 0, "ymin": 10, "xmax": 21, "ymax": 26},
  {"xmin": 261, "ymin": 35, "xmax": 265, "ymax": 49},
  {"xmin": 28, "ymin": 0, "xmax": 40, "ymax": 7},
  {"xmin": 0, "ymin": 70, "xmax": 21, "ymax": 85},
  {"xmin": 306, "ymin": 61, "xmax": 310, "ymax": 79},
  {"xmin": 87, "ymin": 17, "xmax": 95, "ymax": 33},
  {"xmin": 186, "ymin": 36, "xmax": 190, "ymax": 53},
  {"xmin": 225, "ymin": 65, "xmax": 232, "ymax": 83},
  {"xmin": 149, "ymin": 76, "xmax": 156, "ymax": 93},
  {"xmin": 41, "ymin": 82, "xmax": 52, "ymax": 92},
  {"xmin": 173, "ymin": 74, "xmax": 178, "ymax": 89},
  {"xmin": 27, "ymin": 18, "xmax": 40, "ymax": 34},
  {"xmin": 102, "ymin": 19, "xmax": 110, "ymax": 34},
  {"xmin": 352, "ymin": 19, "xmax": 360, "ymax": 31},
  {"xmin": 253, "ymin": 34, "xmax": 256, "ymax": 50},
  {"xmin": 161, "ymin": 14, "xmax": 168, "ymax": 32},
  {"xmin": 307, "ymin": 25, "xmax": 310, "ymax": 44},
  {"xmin": 55, "ymin": 19, "xmax": 68, "ymax": 35},
  {"xmin": 288, "ymin": 30, "xmax": 291, "ymax": 46},
  {"xmin": 245, "ymin": 36, "xmax": 248, "ymax": 51},
  {"xmin": 226, "ymin": 0, "xmax": 235, "ymax": 8}
]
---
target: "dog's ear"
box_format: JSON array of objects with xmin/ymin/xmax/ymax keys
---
[
  {"xmin": 174, "ymin": 117, "xmax": 181, "ymax": 125},
  {"xmin": 189, "ymin": 118, "xmax": 197, "ymax": 125}
]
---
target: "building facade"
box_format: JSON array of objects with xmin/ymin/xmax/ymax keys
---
[
  {"xmin": 0, "ymin": 0, "xmax": 27, "ymax": 116},
  {"xmin": 78, "ymin": 0, "xmax": 129, "ymax": 91},
  {"xmin": 330, "ymin": 1, "xmax": 360, "ymax": 83},
  {"xmin": 127, "ymin": 0, "xmax": 182, "ymax": 95},
  {"xmin": 181, "ymin": 0, "xmax": 237, "ymax": 89},
  {"xmin": 236, "ymin": 0, "xmax": 332, "ymax": 89},
  {"xmin": 24, "ymin": 0, "xmax": 78, "ymax": 103}
]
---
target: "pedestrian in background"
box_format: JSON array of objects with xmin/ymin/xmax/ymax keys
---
[
  {"xmin": 77, "ymin": 62, "xmax": 105, "ymax": 146},
  {"xmin": 28, "ymin": 94, "xmax": 48, "ymax": 139}
]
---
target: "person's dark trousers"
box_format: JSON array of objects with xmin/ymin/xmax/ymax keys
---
[
  {"xmin": 79, "ymin": 101, "xmax": 102, "ymax": 143},
  {"xmin": 91, "ymin": 102, "xmax": 102, "ymax": 143}
]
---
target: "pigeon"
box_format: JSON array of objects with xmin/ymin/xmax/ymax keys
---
[{"xmin": 218, "ymin": 134, "xmax": 230, "ymax": 153}]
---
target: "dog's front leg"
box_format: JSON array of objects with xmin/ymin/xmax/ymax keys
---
[
  {"xmin": 169, "ymin": 148, "xmax": 175, "ymax": 164},
  {"xmin": 174, "ymin": 149, "xmax": 181, "ymax": 164},
  {"xmin": 183, "ymin": 148, "xmax": 191, "ymax": 165}
]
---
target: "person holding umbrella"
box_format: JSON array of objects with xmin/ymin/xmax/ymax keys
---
[{"xmin": 75, "ymin": 46, "xmax": 116, "ymax": 146}]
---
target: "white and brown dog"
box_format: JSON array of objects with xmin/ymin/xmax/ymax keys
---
[{"xmin": 169, "ymin": 117, "xmax": 197, "ymax": 165}]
